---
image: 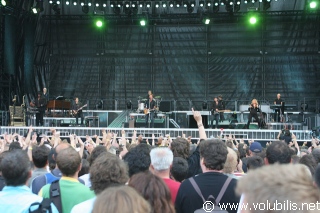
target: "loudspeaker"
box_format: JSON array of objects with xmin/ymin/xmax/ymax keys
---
[{"xmin": 159, "ymin": 101, "xmax": 171, "ymax": 112}]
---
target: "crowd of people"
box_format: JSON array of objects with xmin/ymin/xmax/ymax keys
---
[{"xmin": 0, "ymin": 109, "xmax": 320, "ymax": 213}]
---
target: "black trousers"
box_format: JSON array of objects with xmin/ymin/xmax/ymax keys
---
[
  {"xmin": 75, "ymin": 111, "xmax": 84, "ymax": 125},
  {"xmin": 211, "ymin": 113, "xmax": 219, "ymax": 128},
  {"xmin": 145, "ymin": 112, "xmax": 155, "ymax": 128},
  {"xmin": 247, "ymin": 111, "xmax": 260, "ymax": 128},
  {"xmin": 36, "ymin": 111, "xmax": 44, "ymax": 126}
]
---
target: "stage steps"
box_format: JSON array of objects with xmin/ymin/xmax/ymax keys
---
[{"xmin": 108, "ymin": 110, "xmax": 128, "ymax": 128}]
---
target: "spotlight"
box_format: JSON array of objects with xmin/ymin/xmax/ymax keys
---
[
  {"xmin": 309, "ymin": 1, "xmax": 318, "ymax": 9},
  {"xmin": 72, "ymin": 0, "xmax": 77, "ymax": 6},
  {"xmin": 244, "ymin": 0, "xmax": 248, "ymax": 3},
  {"xmin": 155, "ymin": 1, "xmax": 160, "ymax": 8},
  {"xmin": 249, "ymin": 16, "xmax": 257, "ymax": 24},
  {"xmin": 162, "ymin": 2, "xmax": 167, "ymax": 7},
  {"xmin": 199, "ymin": 1, "xmax": 204, "ymax": 7},
  {"xmin": 56, "ymin": 0, "xmax": 60, "ymax": 4},
  {"xmin": 80, "ymin": 1, "xmax": 84, "ymax": 6},
  {"xmin": 49, "ymin": 0, "xmax": 53, "ymax": 4},
  {"xmin": 82, "ymin": 5, "xmax": 89, "ymax": 13},
  {"xmin": 213, "ymin": 0, "xmax": 219, "ymax": 6},
  {"xmin": 125, "ymin": 1, "xmax": 130, "ymax": 8},
  {"xmin": 203, "ymin": 18, "xmax": 210, "ymax": 24},
  {"xmin": 88, "ymin": 1, "xmax": 92, "ymax": 6},
  {"xmin": 169, "ymin": 1, "xmax": 174, "ymax": 7},
  {"xmin": 213, "ymin": 0, "xmax": 219, "ymax": 12},
  {"xmin": 146, "ymin": 1, "xmax": 151, "ymax": 8},
  {"xmin": 95, "ymin": 2, "xmax": 99, "ymax": 7},
  {"xmin": 220, "ymin": 0, "xmax": 226, "ymax": 5},
  {"xmin": 140, "ymin": 19, "xmax": 146, "ymax": 26},
  {"xmin": 32, "ymin": 7, "xmax": 38, "ymax": 13},
  {"xmin": 131, "ymin": 1, "xmax": 137, "ymax": 7},
  {"xmin": 207, "ymin": 1, "xmax": 211, "ymax": 6},
  {"xmin": 95, "ymin": 19, "xmax": 104, "ymax": 28},
  {"xmin": 110, "ymin": 1, "xmax": 115, "ymax": 7},
  {"xmin": 183, "ymin": 2, "xmax": 188, "ymax": 7},
  {"xmin": 176, "ymin": 1, "xmax": 180, "ymax": 7},
  {"xmin": 235, "ymin": 0, "xmax": 241, "ymax": 4},
  {"xmin": 1, "ymin": 0, "xmax": 6, "ymax": 6},
  {"xmin": 66, "ymin": 0, "xmax": 70, "ymax": 5},
  {"xmin": 139, "ymin": 2, "xmax": 144, "ymax": 7},
  {"xmin": 32, "ymin": 0, "xmax": 44, "ymax": 13},
  {"xmin": 103, "ymin": 3, "xmax": 106, "ymax": 7},
  {"xmin": 190, "ymin": 1, "xmax": 195, "ymax": 7}
]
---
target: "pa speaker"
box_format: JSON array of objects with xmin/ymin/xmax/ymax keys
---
[{"xmin": 159, "ymin": 101, "xmax": 171, "ymax": 112}]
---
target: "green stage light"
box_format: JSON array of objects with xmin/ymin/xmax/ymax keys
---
[
  {"xmin": 249, "ymin": 16, "xmax": 257, "ymax": 24},
  {"xmin": 95, "ymin": 20, "xmax": 103, "ymax": 28},
  {"xmin": 309, "ymin": 1, "xmax": 317, "ymax": 9},
  {"xmin": 140, "ymin": 20, "xmax": 146, "ymax": 26}
]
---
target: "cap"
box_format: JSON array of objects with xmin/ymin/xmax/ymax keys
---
[{"xmin": 250, "ymin": 142, "xmax": 262, "ymax": 153}]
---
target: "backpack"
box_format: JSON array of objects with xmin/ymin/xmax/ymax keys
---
[
  {"xmin": 29, "ymin": 198, "xmax": 52, "ymax": 213},
  {"xmin": 49, "ymin": 180, "xmax": 62, "ymax": 213},
  {"xmin": 189, "ymin": 177, "xmax": 232, "ymax": 213}
]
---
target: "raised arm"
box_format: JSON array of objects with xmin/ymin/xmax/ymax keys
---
[{"xmin": 192, "ymin": 108, "xmax": 207, "ymax": 140}]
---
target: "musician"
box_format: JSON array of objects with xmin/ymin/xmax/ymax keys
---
[
  {"xmin": 246, "ymin": 99, "xmax": 261, "ymax": 128},
  {"xmin": 211, "ymin": 97, "xmax": 220, "ymax": 129},
  {"xmin": 218, "ymin": 95, "xmax": 225, "ymax": 121},
  {"xmin": 42, "ymin": 88, "xmax": 49, "ymax": 102},
  {"xmin": 144, "ymin": 94, "xmax": 156, "ymax": 128},
  {"xmin": 147, "ymin": 90, "xmax": 153, "ymax": 100},
  {"xmin": 72, "ymin": 97, "xmax": 84, "ymax": 126},
  {"xmin": 30, "ymin": 92, "xmax": 46, "ymax": 126},
  {"xmin": 274, "ymin": 93, "xmax": 283, "ymax": 122}
]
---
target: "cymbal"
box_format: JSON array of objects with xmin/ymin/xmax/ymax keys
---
[
  {"xmin": 141, "ymin": 99, "xmax": 147, "ymax": 101},
  {"xmin": 154, "ymin": 96, "xmax": 161, "ymax": 99}
]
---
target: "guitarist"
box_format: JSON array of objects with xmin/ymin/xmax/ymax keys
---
[
  {"xmin": 210, "ymin": 97, "xmax": 220, "ymax": 129},
  {"xmin": 72, "ymin": 97, "xmax": 84, "ymax": 126},
  {"xmin": 144, "ymin": 94, "xmax": 156, "ymax": 128}
]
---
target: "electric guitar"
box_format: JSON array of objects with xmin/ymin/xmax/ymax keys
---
[
  {"xmin": 71, "ymin": 104, "xmax": 87, "ymax": 116},
  {"xmin": 144, "ymin": 108, "xmax": 155, "ymax": 115}
]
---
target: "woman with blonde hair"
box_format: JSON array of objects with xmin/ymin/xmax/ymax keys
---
[
  {"xmin": 246, "ymin": 98, "xmax": 261, "ymax": 129},
  {"xmin": 92, "ymin": 185, "xmax": 151, "ymax": 213}
]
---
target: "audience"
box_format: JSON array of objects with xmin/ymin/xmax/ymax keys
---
[
  {"xmin": 123, "ymin": 143, "xmax": 151, "ymax": 177},
  {"xmin": 92, "ymin": 185, "xmax": 151, "ymax": 213},
  {"xmin": 246, "ymin": 156, "xmax": 264, "ymax": 171},
  {"xmin": 299, "ymin": 154, "xmax": 317, "ymax": 177},
  {"xmin": 265, "ymin": 141, "xmax": 292, "ymax": 164},
  {"xmin": 223, "ymin": 147, "xmax": 240, "ymax": 179},
  {"xmin": 39, "ymin": 147, "xmax": 95, "ymax": 213},
  {"xmin": 175, "ymin": 139, "xmax": 239, "ymax": 213},
  {"xmin": 0, "ymin": 151, "xmax": 8, "ymax": 191},
  {"xmin": 71, "ymin": 152, "xmax": 129, "ymax": 213},
  {"xmin": 237, "ymin": 164, "xmax": 319, "ymax": 213},
  {"xmin": 0, "ymin": 150, "xmax": 58, "ymax": 213},
  {"xmin": 170, "ymin": 157, "xmax": 188, "ymax": 182},
  {"xmin": 150, "ymin": 147, "xmax": 181, "ymax": 203},
  {"xmin": 28, "ymin": 145, "xmax": 50, "ymax": 187},
  {"xmin": 129, "ymin": 171, "xmax": 175, "ymax": 213}
]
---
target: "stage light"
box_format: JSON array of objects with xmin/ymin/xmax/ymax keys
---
[
  {"xmin": 49, "ymin": 0, "xmax": 53, "ymax": 4},
  {"xmin": 183, "ymin": 2, "xmax": 188, "ymax": 7},
  {"xmin": 244, "ymin": 0, "xmax": 248, "ymax": 3},
  {"xmin": 249, "ymin": 16, "xmax": 257, "ymax": 24},
  {"xmin": 88, "ymin": 1, "xmax": 92, "ymax": 6},
  {"xmin": 309, "ymin": 1, "xmax": 318, "ymax": 9},
  {"xmin": 220, "ymin": 0, "xmax": 226, "ymax": 5},
  {"xmin": 213, "ymin": 0, "xmax": 219, "ymax": 6},
  {"xmin": 155, "ymin": 1, "xmax": 160, "ymax": 8},
  {"xmin": 56, "ymin": 0, "xmax": 60, "ymax": 4},
  {"xmin": 32, "ymin": 7, "xmax": 38, "ymax": 13},
  {"xmin": 95, "ymin": 20, "xmax": 103, "ymax": 28},
  {"xmin": 125, "ymin": 1, "xmax": 130, "ymax": 8},
  {"xmin": 103, "ymin": 3, "xmax": 106, "ymax": 7},
  {"xmin": 207, "ymin": 1, "xmax": 211, "ymax": 6},
  {"xmin": 140, "ymin": 19, "xmax": 146, "ymax": 26},
  {"xmin": 162, "ymin": 2, "xmax": 167, "ymax": 7},
  {"xmin": 131, "ymin": 1, "xmax": 137, "ymax": 7},
  {"xmin": 190, "ymin": 1, "xmax": 195, "ymax": 7},
  {"xmin": 235, "ymin": 0, "xmax": 241, "ymax": 4},
  {"xmin": 199, "ymin": 1, "xmax": 204, "ymax": 7},
  {"xmin": 1, "ymin": 0, "xmax": 6, "ymax": 6},
  {"xmin": 146, "ymin": 1, "xmax": 151, "ymax": 8},
  {"xmin": 66, "ymin": 1, "xmax": 70, "ymax": 5},
  {"xmin": 176, "ymin": 1, "xmax": 180, "ymax": 7},
  {"xmin": 139, "ymin": 2, "xmax": 144, "ymax": 7},
  {"xmin": 169, "ymin": 1, "xmax": 174, "ymax": 7},
  {"xmin": 72, "ymin": 0, "xmax": 77, "ymax": 5},
  {"xmin": 213, "ymin": 0, "xmax": 219, "ymax": 12},
  {"xmin": 110, "ymin": 1, "xmax": 115, "ymax": 7},
  {"xmin": 203, "ymin": 18, "xmax": 210, "ymax": 24},
  {"xmin": 95, "ymin": 2, "xmax": 99, "ymax": 7}
]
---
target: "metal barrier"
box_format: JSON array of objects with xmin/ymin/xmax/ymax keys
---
[{"xmin": 0, "ymin": 126, "xmax": 312, "ymax": 142}]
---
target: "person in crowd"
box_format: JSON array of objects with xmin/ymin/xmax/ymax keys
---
[
  {"xmin": 123, "ymin": 143, "xmax": 151, "ymax": 177},
  {"xmin": 223, "ymin": 147, "xmax": 242, "ymax": 179},
  {"xmin": 28, "ymin": 145, "xmax": 50, "ymax": 187},
  {"xmin": 246, "ymin": 156, "xmax": 264, "ymax": 171},
  {"xmin": 175, "ymin": 139, "xmax": 239, "ymax": 213},
  {"xmin": 0, "ymin": 151, "xmax": 8, "ymax": 191},
  {"xmin": 71, "ymin": 153, "xmax": 129, "ymax": 213},
  {"xmin": 129, "ymin": 171, "xmax": 175, "ymax": 213},
  {"xmin": 299, "ymin": 154, "xmax": 317, "ymax": 177},
  {"xmin": 249, "ymin": 142, "xmax": 263, "ymax": 156},
  {"xmin": 265, "ymin": 140, "xmax": 291, "ymax": 164},
  {"xmin": 150, "ymin": 147, "xmax": 181, "ymax": 203},
  {"xmin": 0, "ymin": 150, "xmax": 58, "ymax": 213},
  {"xmin": 237, "ymin": 164, "xmax": 319, "ymax": 213},
  {"xmin": 170, "ymin": 157, "xmax": 188, "ymax": 182},
  {"xmin": 92, "ymin": 185, "xmax": 151, "ymax": 213},
  {"xmin": 79, "ymin": 146, "xmax": 107, "ymax": 187},
  {"xmin": 39, "ymin": 147, "xmax": 95, "ymax": 213}
]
